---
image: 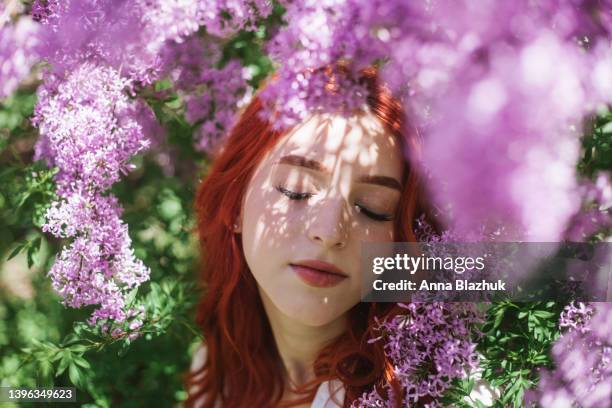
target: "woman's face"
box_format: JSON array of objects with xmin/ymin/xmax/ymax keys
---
[{"xmin": 240, "ymin": 111, "xmax": 404, "ymax": 326}]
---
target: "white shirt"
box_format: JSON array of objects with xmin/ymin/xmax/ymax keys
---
[{"xmin": 311, "ymin": 379, "xmax": 345, "ymax": 408}]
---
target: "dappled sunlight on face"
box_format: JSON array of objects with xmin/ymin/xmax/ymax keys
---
[{"xmin": 240, "ymin": 111, "xmax": 404, "ymax": 327}]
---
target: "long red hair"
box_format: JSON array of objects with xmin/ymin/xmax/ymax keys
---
[{"xmin": 184, "ymin": 68, "xmax": 422, "ymax": 408}]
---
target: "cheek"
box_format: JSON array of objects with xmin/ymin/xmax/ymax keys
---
[
  {"xmin": 243, "ymin": 186, "xmax": 303, "ymax": 245},
  {"xmin": 340, "ymin": 219, "xmax": 395, "ymax": 287},
  {"xmin": 241, "ymin": 182, "xmax": 306, "ymax": 269},
  {"xmin": 349, "ymin": 218, "xmax": 395, "ymax": 243}
]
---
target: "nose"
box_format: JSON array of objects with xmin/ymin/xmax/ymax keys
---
[{"xmin": 306, "ymin": 195, "xmax": 349, "ymax": 250}]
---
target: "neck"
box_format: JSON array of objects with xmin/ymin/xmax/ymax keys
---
[{"xmin": 259, "ymin": 289, "xmax": 347, "ymax": 388}]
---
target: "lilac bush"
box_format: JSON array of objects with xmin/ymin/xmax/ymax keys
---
[{"xmin": 1, "ymin": 0, "xmax": 611, "ymax": 404}]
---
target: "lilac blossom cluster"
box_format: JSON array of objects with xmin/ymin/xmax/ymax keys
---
[
  {"xmin": 33, "ymin": 63, "xmax": 153, "ymax": 336},
  {"xmin": 31, "ymin": 0, "xmax": 201, "ymax": 83},
  {"xmin": 566, "ymin": 173, "xmax": 612, "ymax": 240},
  {"xmin": 524, "ymin": 302, "xmax": 611, "ymax": 408},
  {"xmin": 199, "ymin": 0, "xmax": 276, "ymax": 37},
  {"xmin": 354, "ymin": 302, "xmax": 482, "ymax": 407},
  {"xmin": 160, "ymin": 36, "xmax": 252, "ymax": 152}
]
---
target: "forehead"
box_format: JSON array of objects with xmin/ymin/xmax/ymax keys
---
[{"xmin": 268, "ymin": 111, "xmax": 403, "ymax": 177}]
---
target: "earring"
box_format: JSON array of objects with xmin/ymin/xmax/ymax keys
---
[{"xmin": 231, "ymin": 215, "xmax": 241, "ymax": 233}]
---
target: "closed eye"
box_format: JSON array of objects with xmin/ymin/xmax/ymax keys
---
[
  {"xmin": 275, "ymin": 185, "xmax": 314, "ymax": 200},
  {"xmin": 355, "ymin": 203, "xmax": 393, "ymax": 222}
]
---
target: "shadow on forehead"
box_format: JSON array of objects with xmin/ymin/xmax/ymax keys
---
[
  {"xmin": 287, "ymin": 112, "xmax": 396, "ymax": 150},
  {"xmin": 275, "ymin": 112, "xmax": 401, "ymax": 175}
]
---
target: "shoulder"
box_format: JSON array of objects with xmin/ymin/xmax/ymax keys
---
[
  {"xmin": 188, "ymin": 343, "xmax": 219, "ymax": 408},
  {"xmin": 190, "ymin": 342, "xmax": 208, "ymax": 373}
]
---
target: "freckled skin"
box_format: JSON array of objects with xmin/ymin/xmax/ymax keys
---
[{"xmin": 240, "ymin": 111, "xmax": 403, "ymax": 327}]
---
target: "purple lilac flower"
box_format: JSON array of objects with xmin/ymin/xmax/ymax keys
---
[
  {"xmin": 591, "ymin": 40, "xmax": 612, "ymax": 103},
  {"xmin": 559, "ymin": 302, "xmax": 595, "ymax": 333},
  {"xmin": 33, "ymin": 65, "xmax": 151, "ymax": 192},
  {"xmin": 199, "ymin": 0, "xmax": 276, "ymax": 37},
  {"xmin": 354, "ymin": 303, "xmax": 482, "ymax": 407},
  {"xmin": 30, "ymin": 0, "xmax": 58, "ymax": 23},
  {"xmin": 525, "ymin": 302, "xmax": 612, "ymax": 408},
  {"xmin": 263, "ymin": 0, "xmax": 373, "ymax": 128},
  {"xmin": 0, "ymin": 15, "xmax": 40, "ymax": 99}
]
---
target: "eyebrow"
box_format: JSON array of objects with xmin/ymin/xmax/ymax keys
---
[{"xmin": 277, "ymin": 154, "xmax": 402, "ymax": 191}]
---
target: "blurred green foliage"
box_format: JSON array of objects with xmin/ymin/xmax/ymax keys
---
[{"xmin": 578, "ymin": 107, "xmax": 612, "ymax": 178}]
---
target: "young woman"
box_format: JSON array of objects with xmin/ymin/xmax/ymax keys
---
[{"xmin": 183, "ymin": 67, "xmax": 424, "ymax": 408}]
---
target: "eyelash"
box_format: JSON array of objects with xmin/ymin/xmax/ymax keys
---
[
  {"xmin": 275, "ymin": 185, "xmax": 314, "ymax": 200},
  {"xmin": 274, "ymin": 185, "xmax": 393, "ymax": 222},
  {"xmin": 355, "ymin": 203, "xmax": 393, "ymax": 222}
]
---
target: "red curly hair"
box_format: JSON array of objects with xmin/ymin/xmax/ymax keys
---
[{"xmin": 184, "ymin": 68, "xmax": 423, "ymax": 408}]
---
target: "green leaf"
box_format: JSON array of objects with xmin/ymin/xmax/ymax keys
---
[
  {"xmin": 532, "ymin": 310, "xmax": 555, "ymax": 319},
  {"xmin": 69, "ymin": 345, "xmax": 89, "ymax": 354},
  {"xmin": 26, "ymin": 237, "xmax": 42, "ymax": 268},
  {"xmin": 56, "ymin": 354, "xmax": 70, "ymax": 377},
  {"xmin": 601, "ymin": 121, "xmax": 612, "ymax": 134},
  {"xmin": 124, "ymin": 287, "xmax": 139, "ymax": 308},
  {"xmin": 465, "ymin": 378, "xmax": 475, "ymax": 394},
  {"xmin": 502, "ymin": 378, "xmax": 522, "ymax": 404},
  {"xmin": 7, "ymin": 241, "xmax": 26, "ymax": 260},
  {"xmin": 15, "ymin": 191, "xmax": 32, "ymax": 209},
  {"xmin": 73, "ymin": 356, "xmax": 91, "ymax": 370},
  {"xmin": 50, "ymin": 351, "xmax": 63, "ymax": 363},
  {"xmin": 492, "ymin": 310, "xmax": 504, "ymax": 330},
  {"xmin": 68, "ymin": 363, "xmax": 82, "ymax": 387},
  {"xmin": 40, "ymin": 360, "xmax": 53, "ymax": 380}
]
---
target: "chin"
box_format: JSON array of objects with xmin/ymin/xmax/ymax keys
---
[{"xmin": 276, "ymin": 292, "xmax": 350, "ymax": 327}]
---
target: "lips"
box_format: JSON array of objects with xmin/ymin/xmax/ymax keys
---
[{"xmin": 289, "ymin": 260, "xmax": 348, "ymax": 288}]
